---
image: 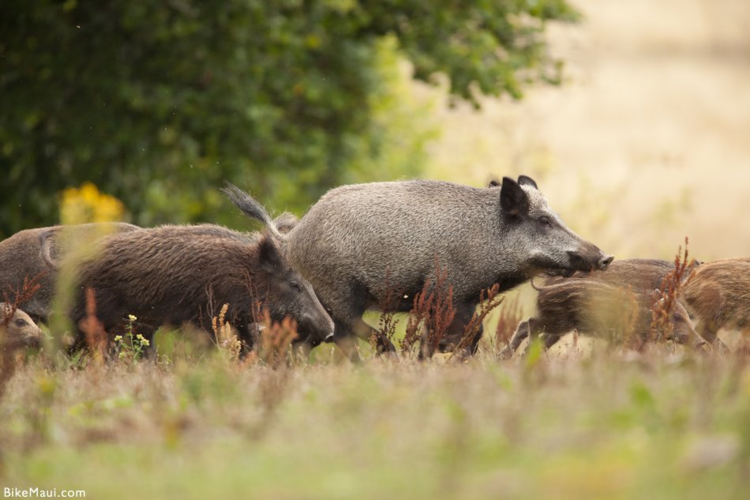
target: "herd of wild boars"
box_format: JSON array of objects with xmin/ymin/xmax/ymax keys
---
[
  {"xmin": 0, "ymin": 175, "xmax": 748, "ymax": 359},
  {"xmin": 223, "ymin": 177, "xmax": 613, "ymax": 360}
]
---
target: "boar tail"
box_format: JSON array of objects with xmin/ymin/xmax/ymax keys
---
[{"xmin": 222, "ymin": 183, "xmax": 285, "ymax": 241}]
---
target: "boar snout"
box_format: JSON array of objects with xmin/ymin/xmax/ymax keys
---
[
  {"xmin": 566, "ymin": 249, "xmax": 614, "ymax": 272},
  {"xmin": 598, "ymin": 255, "xmax": 614, "ymax": 270},
  {"xmin": 25, "ymin": 332, "xmax": 43, "ymax": 349}
]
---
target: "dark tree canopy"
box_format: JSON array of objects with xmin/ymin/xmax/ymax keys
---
[{"xmin": 0, "ymin": 0, "xmax": 578, "ymax": 237}]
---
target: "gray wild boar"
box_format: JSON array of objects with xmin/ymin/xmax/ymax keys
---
[
  {"xmin": 223, "ymin": 177, "xmax": 613, "ymax": 359},
  {"xmin": 681, "ymin": 258, "xmax": 750, "ymax": 349},
  {"xmin": 65, "ymin": 224, "xmax": 334, "ymax": 354},
  {"xmin": 0, "ymin": 223, "xmax": 140, "ymax": 324},
  {"xmin": 1, "ymin": 303, "xmax": 44, "ymax": 351}
]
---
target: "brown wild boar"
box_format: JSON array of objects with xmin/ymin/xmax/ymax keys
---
[
  {"xmin": 1, "ymin": 303, "xmax": 43, "ymax": 351},
  {"xmin": 65, "ymin": 225, "xmax": 334, "ymax": 354},
  {"xmin": 501, "ymin": 259, "xmax": 702, "ymax": 357},
  {"xmin": 546, "ymin": 258, "xmax": 691, "ymax": 291},
  {"xmin": 501, "ymin": 279, "xmax": 698, "ymax": 356},
  {"xmin": 0, "ymin": 222, "xmax": 140, "ymax": 324},
  {"xmin": 681, "ymin": 258, "xmax": 750, "ymax": 349}
]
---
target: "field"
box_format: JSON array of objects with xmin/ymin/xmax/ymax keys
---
[
  {"xmin": 2, "ymin": 343, "xmax": 749, "ymax": 500},
  {"xmin": 3, "ymin": 1, "xmax": 750, "ymax": 499}
]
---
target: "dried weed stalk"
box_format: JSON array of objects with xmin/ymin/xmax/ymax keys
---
[
  {"xmin": 212, "ymin": 303, "xmax": 241, "ymax": 362},
  {"xmin": 647, "ymin": 237, "xmax": 695, "ymax": 349},
  {"xmin": 79, "ymin": 288, "xmax": 108, "ymax": 364},
  {"xmin": 372, "ymin": 269, "xmax": 401, "ymax": 352},
  {"xmin": 246, "ymin": 310, "xmax": 299, "ymax": 368},
  {"xmin": 453, "ymin": 283, "xmax": 504, "ymax": 358},
  {"xmin": 2, "ymin": 272, "xmax": 44, "ymax": 311},
  {"xmin": 402, "ymin": 257, "xmax": 455, "ymax": 359}
]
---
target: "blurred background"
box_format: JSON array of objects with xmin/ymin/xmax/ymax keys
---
[{"xmin": 2, "ymin": 0, "xmax": 749, "ymax": 262}]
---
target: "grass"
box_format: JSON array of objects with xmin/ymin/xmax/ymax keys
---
[{"xmin": 1, "ymin": 342, "xmax": 749, "ymax": 499}]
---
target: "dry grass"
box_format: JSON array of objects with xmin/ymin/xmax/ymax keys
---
[
  {"xmin": 1, "ymin": 346, "xmax": 749, "ymax": 499},
  {"xmin": 649, "ymin": 238, "xmax": 697, "ymax": 346},
  {"xmin": 402, "ymin": 257, "xmax": 455, "ymax": 359}
]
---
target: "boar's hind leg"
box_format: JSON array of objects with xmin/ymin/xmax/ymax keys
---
[
  {"xmin": 498, "ymin": 320, "xmax": 532, "ymax": 359},
  {"xmin": 327, "ymin": 285, "xmax": 396, "ymax": 362},
  {"xmin": 507, "ymin": 318, "xmax": 552, "ymax": 357}
]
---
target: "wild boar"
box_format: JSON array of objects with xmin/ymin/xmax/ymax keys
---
[
  {"xmin": 0, "ymin": 222, "xmax": 140, "ymax": 324},
  {"xmin": 681, "ymin": 258, "xmax": 750, "ymax": 349},
  {"xmin": 1, "ymin": 302, "xmax": 43, "ymax": 351},
  {"xmin": 502, "ymin": 279, "xmax": 698, "ymax": 356},
  {"xmin": 66, "ymin": 225, "xmax": 334, "ymax": 354},
  {"xmin": 223, "ymin": 177, "xmax": 613, "ymax": 360}
]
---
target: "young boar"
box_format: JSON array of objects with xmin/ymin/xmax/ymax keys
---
[
  {"xmin": 223, "ymin": 177, "xmax": 613, "ymax": 360},
  {"xmin": 0, "ymin": 222, "xmax": 140, "ymax": 324},
  {"xmin": 67, "ymin": 225, "xmax": 334, "ymax": 354},
  {"xmin": 502, "ymin": 279, "xmax": 698, "ymax": 356},
  {"xmin": 1, "ymin": 303, "xmax": 43, "ymax": 351},
  {"xmin": 501, "ymin": 259, "xmax": 702, "ymax": 357},
  {"xmin": 546, "ymin": 259, "xmax": 683, "ymax": 290},
  {"xmin": 681, "ymin": 258, "xmax": 750, "ymax": 348}
]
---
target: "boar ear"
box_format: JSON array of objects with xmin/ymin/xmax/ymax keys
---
[
  {"xmin": 258, "ymin": 236, "xmax": 284, "ymax": 272},
  {"xmin": 517, "ymin": 175, "xmax": 538, "ymax": 190},
  {"xmin": 500, "ymin": 177, "xmax": 530, "ymax": 217}
]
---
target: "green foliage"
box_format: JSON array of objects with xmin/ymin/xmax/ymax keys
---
[{"xmin": 0, "ymin": 0, "xmax": 578, "ymax": 237}]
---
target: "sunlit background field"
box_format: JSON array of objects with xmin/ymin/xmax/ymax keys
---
[
  {"xmin": 425, "ymin": 0, "xmax": 750, "ymax": 261},
  {"xmin": 2, "ymin": 1, "xmax": 750, "ymax": 499}
]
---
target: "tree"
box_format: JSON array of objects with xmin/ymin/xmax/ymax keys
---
[{"xmin": 0, "ymin": 0, "xmax": 578, "ymax": 237}]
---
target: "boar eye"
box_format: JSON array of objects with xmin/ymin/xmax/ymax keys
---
[
  {"xmin": 290, "ymin": 281, "xmax": 302, "ymax": 292},
  {"xmin": 14, "ymin": 319, "xmax": 27, "ymax": 328},
  {"xmin": 539, "ymin": 216, "xmax": 552, "ymax": 228}
]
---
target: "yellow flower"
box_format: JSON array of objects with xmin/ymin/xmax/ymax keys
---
[
  {"xmin": 60, "ymin": 182, "xmax": 125, "ymax": 225},
  {"xmin": 114, "ymin": 335, "xmax": 123, "ymax": 342},
  {"xmin": 128, "ymin": 314, "xmax": 137, "ymax": 322}
]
